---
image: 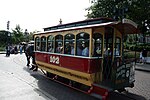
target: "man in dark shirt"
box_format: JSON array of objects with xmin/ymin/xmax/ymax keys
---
[
  {"xmin": 25, "ymin": 44, "xmax": 37, "ymax": 71},
  {"xmin": 6, "ymin": 44, "xmax": 10, "ymax": 57}
]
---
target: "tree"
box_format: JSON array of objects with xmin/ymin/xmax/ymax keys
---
[
  {"xmin": 86, "ymin": 0, "xmax": 150, "ymax": 33},
  {"xmin": 11, "ymin": 25, "xmax": 24, "ymax": 44},
  {"xmin": 0, "ymin": 30, "xmax": 8, "ymax": 46}
]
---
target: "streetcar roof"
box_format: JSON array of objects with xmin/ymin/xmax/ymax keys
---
[
  {"xmin": 36, "ymin": 21, "xmax": 116, "ymax": 34},
  {"xmin": 43, "ymin": 17, "xmax": 113, "ymax": 31},
  {"xmin": 115, "ymin": 19, "xmax": 138, "ymax": 34},
  {"xmin": 35, "ymin": 18, "xmax": 138, "ymax": 35}
]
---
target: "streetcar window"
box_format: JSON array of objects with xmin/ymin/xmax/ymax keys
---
[
  {"xmin": 76, "ymin": 32, "xmax": 89, "ymax": 57},
  {"xmin": 47, "ymin": 35, "xmax": 54, "ymax": 53},
  {"xmin": 115, "ymin": 37, "xmax": 121, "ymax": 56},
  {"xmin": 55, "ymin": 35, "xmax": 63, "ymax": 53},
  {"xmin": 104, "ymin": 27, "xmax": 114, "ymax": 56},
  {"xmin": 93, "ymin": 33, "xmax": 103, "ymax": 57},
  {"xmin": 35, "ymin": 37, "xmax": 40, "ymax": 51},
  {"xmin": 64, "ymin": 34, "xmax": 75, "ymax": 55},
  {"xmin": 41, "ymin": 36, "xmax": 46, "ymax": 51}
]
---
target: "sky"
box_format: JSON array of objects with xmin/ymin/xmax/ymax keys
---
[{"xmin": 0, "ymin": 0, "xmax": 91, "ymax": 32}]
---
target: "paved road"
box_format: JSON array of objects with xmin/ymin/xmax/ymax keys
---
[
  {"xmin": 0, "ymin": 54, "xmax": 97, "ymax": 100},
  {"xmin": 127, "ymin": 71, "xmax": 150, "ymax": 100},
  {"xmin": 0, "ymin": 54, "xmax": 149, "ymax": 100}
]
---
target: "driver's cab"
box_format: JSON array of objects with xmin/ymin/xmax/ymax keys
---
[
  {"xmin": 91, "ymin": 26, "xmax": 122, "ymax": 81},
  {"xmin": 91, "ymin": 19, "xmax": 138, "ymax": 89}
]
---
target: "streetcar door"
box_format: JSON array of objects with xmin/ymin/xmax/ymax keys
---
[{"xmin": 103, "ymin": 27, "xmax": 114, "ymax": 81}]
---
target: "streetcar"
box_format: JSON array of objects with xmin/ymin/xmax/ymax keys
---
[{"xmin": 34, "ymin": 17, "xmax": 138, "ymax": 100}]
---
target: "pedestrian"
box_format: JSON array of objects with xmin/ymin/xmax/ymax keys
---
[
  {"xmin": 142, "ymin": 49, "xmax": 147, "ymax": 64},
  {"xmin": 14, "ymin": 46, "xmax": 18, "ymax": 54},
  {"xmin": 20, "ymin": 45, "xmax": 23, "ymax": 54},
  {"xmin": 25, "ymin": 44, "xmax": 31, "ymax": 67},
  {"xmin": 6, "ymin": 44, "xmax": 10, "ymax": 57},
  {"xmin": 25, "ymin": 43, "xmax": 38, "ymax": 71},
  {"xmin": 139, "ymin": 51, "xmax": 143, "ymax": 63}
]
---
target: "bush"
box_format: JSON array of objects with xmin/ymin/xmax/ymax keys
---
[
  {"xmin": 124, "ymin": 43, "xmax": 150, "ymax": 51},
  {"xmin": 124, "ymin": 51, "xmax": 140, "ymax": 59}
]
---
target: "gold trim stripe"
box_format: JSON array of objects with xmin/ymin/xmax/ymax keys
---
[{"xmin": 36, "ymin": 61, "xmax": 94, "ymax": 86}]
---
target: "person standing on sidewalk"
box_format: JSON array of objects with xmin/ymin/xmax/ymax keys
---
[
  {"xmin": 20, "ymin": 45, "xmax": 23, "ymax": 54},
  {"xmin": 6, "ymin": 44, "xmax": 10, "ymax": 57},
  {"xmin": 142, "ymin": 49, "xmax": 147, "ymax": 64},
  {"xmin": 140, "ymin": 51, "xmax": 143, "ymax": 63}
]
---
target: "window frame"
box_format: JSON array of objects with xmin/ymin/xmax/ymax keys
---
[
  {"xmin": 55, "ymin": 34, "xmax": 63, "ymax": 53},
  {"xmin": 47, "ymin": 35, "xmax": 54, "ymax": 53},
  {"xmin": 35, "ymin": 37, "xmax": 40, "ymax": 51},
  {"xmin": 41, "ymin": 36, "xmax": 46, "ymax": 51},
  {"xmin": 93, "ymin": 33, "xmax": 103, "ymax": 57},
  {"xmin": 64, "ymin": 33, "xmax": 75, "ymax": 55},
  {"xmin": 76, "ymin": 32, "xmax": 90, "ymax": 57}
]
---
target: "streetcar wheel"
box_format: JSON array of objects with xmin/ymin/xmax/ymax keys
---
[
  {"xmin": 117, "ymin": 88, "xmax": 126, "ymax": 93},
  {"xmin": 46, "ymin": 72, "xmax": 50, "ymax": 77}
]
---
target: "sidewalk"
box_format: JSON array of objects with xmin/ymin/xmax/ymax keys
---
[
  {"xmin": 135, "ymin": 63, "xmax": 150, "ymax": 72},
  {"xmin": 135, "ymin": 57, "xmax": 150, "ymax": 72},
  {"xmin": 0, "ymin": 51, "xmax": 22, "ymax": 54}
]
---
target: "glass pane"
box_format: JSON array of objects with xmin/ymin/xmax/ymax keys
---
[
  {"xmin": 55, "ymin": 35, "xmax": 63, "ymax": 53},
  {"xmin": 41, "ymin": 36, "xmax": 46, "ymax": 51},
  {"xmin": 76, "ymin": 32, "xmax": 89, "ymax": 57},
  {"xmin": 47, "ymin": 35, "xmax": 54, "ymax": 52},
  {"xmin": 93, "ymin": 33, "xmax": 103, "ymax": 57},
  {"xmin": 35, "ymin": 37, "xmax": 40, "ymax": 51},
  {"xmin": 64, "ymin": 34, "xmax": 75, "ymax": 55},
  {"xmin": 115, "ymin": 37, "xmax": 121, "ymax": 56}
]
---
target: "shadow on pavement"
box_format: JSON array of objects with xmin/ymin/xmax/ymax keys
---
[
  {"xmin": 23, "ymin": 67, "xmax": 98, "ymax": 100},
  {"xmin": 108, "ymin": 91, "xmax": 146, "ymax": 100},
  {"xmin": 23, "ymin": 66, "xmax": 147, "ymax": 100}
]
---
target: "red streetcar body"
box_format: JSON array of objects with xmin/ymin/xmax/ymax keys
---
[{"xmin": 35, "ymin": 52, "xmax": 102, "ymax": 74}]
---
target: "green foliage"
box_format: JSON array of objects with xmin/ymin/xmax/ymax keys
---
[
  {"xmin": 124, "ymin": 42, "xmax": 150, "ymax": 51},
  {"xmin": 124, "ymin": 51, "xmax": 138, "ymax": 59},
  {"xmin": 29, "ymin": 32, "xmax": 34, "ymax": 40},
  {"xmin": 11, "ymin": 25, "xmax": 24, "ymax": 44},
  {"xmin": 0, "ymin": 44, "xmax": 5, "ymax": 51},
  {"xmin": 0, "ymin": 30, "xmax": 8, "ymax": 45},
  {"xmin": 87, "ymin": 0, "xmax": 115, "ymax": 18},
  {"xmin": 86, "ymin": 0, "xmax": 150, "ymax": 33},
  {"xmin": 0, "ymin": 25, "xmax": 36, "ymax": 48}
]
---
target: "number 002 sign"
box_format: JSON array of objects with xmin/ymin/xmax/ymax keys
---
[{"xmin": 50, "ymin": 56, "xmax": 59, "ymax": 64}]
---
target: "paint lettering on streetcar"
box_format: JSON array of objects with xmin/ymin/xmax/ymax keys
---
[{"xmin": 50, "ymin": 56, "xmax": 59, "ymax": 64}]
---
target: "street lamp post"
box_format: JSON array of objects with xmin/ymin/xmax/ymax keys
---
[
  {"xmin": 24, "ymin": 29, "xmax": 29, "ymax": 42},
  {"xmin": 7, "ymin": 21, "xmax": 11, "ymax": 45},
  {"xmin": 7, "ymin": 32, "xmax": 10, "ymax": 44}
]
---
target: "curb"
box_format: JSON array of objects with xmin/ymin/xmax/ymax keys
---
[
  {"xmin": 135, "ymin": 68, "xmax": 150, "ymax": 72},
  {"xmin": 0, "ymin": 52, "xmax": 6, "ymax": 54}
]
